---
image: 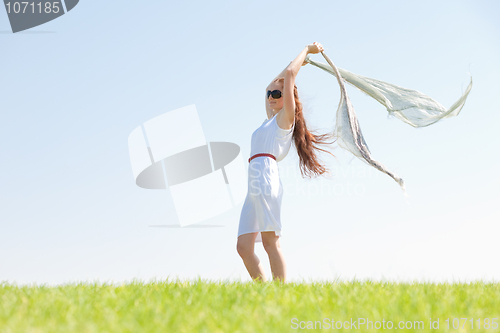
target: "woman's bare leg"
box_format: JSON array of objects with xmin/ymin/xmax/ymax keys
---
[
  {"xmin": 237, "ymin": 233, "xmax": 267, "ymax": 282},
  {"xmin": 261, "ymin": 231, "xmax": 286, "ymax": 282}
]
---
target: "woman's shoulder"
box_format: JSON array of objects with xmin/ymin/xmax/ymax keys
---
[{"xmin": 275, "ymin": 110, "xmax": 294, "ymax": 131}]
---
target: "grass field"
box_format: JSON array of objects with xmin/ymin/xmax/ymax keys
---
[{"xmin": 1, "ymin": 278, "xmax": 499, "ymax": 332}]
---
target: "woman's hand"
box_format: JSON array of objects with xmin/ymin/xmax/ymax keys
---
[{"xmin": 307, "ymin": 42, "xmax": 324, "ymax": 54}]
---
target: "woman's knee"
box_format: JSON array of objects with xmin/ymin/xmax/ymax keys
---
[
  {"xmin": 237, "ymin": 234, "xmax": 256, "ymax": 257},
  {"xmin": 262, "ymin": 232, "xmax": 280, "ymax": 253},
  {"xmin": 236, "ymin": 242, "xmax": 253, "ymax": 258}
]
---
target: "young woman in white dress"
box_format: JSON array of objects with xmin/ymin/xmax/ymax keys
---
[{"xmin": 236, "ymin": 42, "xmax": 336, "ymax": 283}]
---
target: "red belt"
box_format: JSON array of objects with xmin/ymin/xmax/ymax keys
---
[{"xmin": 248, "ymin": 153, "xmax": 276, "ymax": 163}]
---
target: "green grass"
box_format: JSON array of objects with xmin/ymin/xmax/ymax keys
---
[{"xmin": 1, "ymin": 278, "xmax": 499, "ymax": 332}]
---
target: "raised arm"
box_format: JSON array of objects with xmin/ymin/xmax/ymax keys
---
[
  {"xmin": 278, "ymin": 42, "xmax": 324, "ymax": 129},
  {"xmin": 265, "ymin": 62, "xmax": 291, "ymax": 119}
]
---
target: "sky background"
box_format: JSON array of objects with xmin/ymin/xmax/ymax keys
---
[{"xmin": 1, "ymin": 0, "xmax": 499, "ymax": 286}]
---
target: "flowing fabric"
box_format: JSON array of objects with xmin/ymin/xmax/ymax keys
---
[{"xmin": 304, "ymin": 53, "xmax": 472, "ymax": 192}]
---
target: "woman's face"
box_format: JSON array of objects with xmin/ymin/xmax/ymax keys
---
[{"xmin": 267, "ymin": 82, "xmax": 284, "ymax": 111}]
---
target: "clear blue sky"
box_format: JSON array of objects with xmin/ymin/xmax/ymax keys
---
[{"xmin": 1, "ymin": 0, "xmax": 499, "ymax": 285}]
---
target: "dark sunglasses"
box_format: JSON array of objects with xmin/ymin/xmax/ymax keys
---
[{"xmin": 267, "ymin": 90, "xmax": 283, "ymax": 99}]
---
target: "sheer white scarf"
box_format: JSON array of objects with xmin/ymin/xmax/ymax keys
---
[{"xmin": 304, "ymin": 53, "xmax": 473, "ymax": 194}]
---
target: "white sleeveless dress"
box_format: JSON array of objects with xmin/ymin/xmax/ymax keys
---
[{"xmin": 237, "ymin": 112, "xmax": 295, "ymax": 243}]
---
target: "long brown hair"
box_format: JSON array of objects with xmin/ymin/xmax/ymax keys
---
[{"xmin": 274, "ymin": 77, "xmax": 336, "ymax": 178}]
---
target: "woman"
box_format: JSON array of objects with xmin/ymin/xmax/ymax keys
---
[{"xmin": 236, "ymin": 42, "xmax": 336, "ymax": 283}]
